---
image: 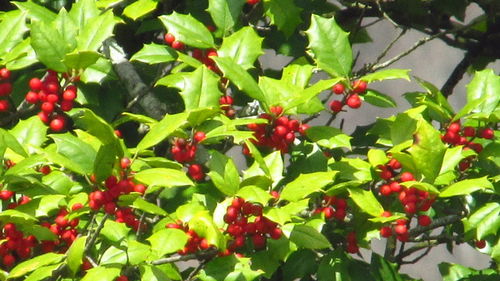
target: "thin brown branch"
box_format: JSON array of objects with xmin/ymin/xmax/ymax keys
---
[
  {"xmin": 150, "ymin": 248, "xmax": 218, "ymax": 265},
  {"xmin": 409, "ymin": 214, "xmax": 462, "ymax": 237}
]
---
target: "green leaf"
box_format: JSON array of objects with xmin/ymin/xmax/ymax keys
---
[
  {"xmin": 63, "ymin": 51, "xmax": 100, "ymax": 70},
  {"xmin": 140, "ymin": 264, "xmax": 169, "ymax": 281},
  {"xmin": 136, "ymin": 112, "xmax": 188, "ymax": 152},
  {"xmin": 81, "ymin": 57, "xmax": 116, "ymax": 83},
  {"xmin": 288, "ymin": 224, "xmax": 331, "ymax": 249},
  {"xmin": 282, "ymin": 249, "xmax": 317, "ymax": 280},
  {"xmin": 466, "ymin": 69, "xmax": 500, "ymax": 115},
  {"xmin": 0, "ymin": 210, "xmax": 36, "ymax": 225},
  {"xmin": 282, "ymin": 59, "xmax": 315, "ymax": 88},
  {"xmin": 100, "ymin": 220, "xmax": 130, "ymax": 243},
  {"xmin": 70, "ymin": 108, "xmax": 121, "ymax": 152},
  {"xmin": 131, "ymin": 43, "xmax": 177, "ymax": 64},
  {"xmin": 123, "ymin": 0, "xmax": 159, "ymax": 20},
  {"xmin": 370, "ymin": 253, "xmax": 404, "ymax": 281},
  {"xmin": 81, "ymin": 266, "xmax": 121, "ymax": 281},
  {"xmin": 24, "ymin": 264, "xmax": 61, "ymax": 281},
  {"xmin": 188, "ymin": 212, "xmax": 225, "ymax": 249},
  {"xmin": 93, "ymin": 143, "xmax": 117, "ymax": 182},
  {"xmin": 208, "ymin": 151, "xmax": 240, "ymax": 196},
  {"xmin": 128, "ymin": 241, "xmax": 151, "ymax": 265},
  {"xmin": 50, "ymin": 133, "xmax": 97, "ymax": 175},
  {"xmin": 134, "ymin": 168, "xmax": 194, "ymax": 189},
  {"xmin": 264, "ymin": 0, "xmax": 302, "ymax": 38},
  {"xmin": 0, "ymin": 129, "xmax": 28, "ymax": 157},
  {"xmin": 8, "ymin": 253, "xmax": 64, "ymax": 279},
  {"xmin": 212, "ymin": 56, "xmax": 266, "ymax": 103},
  {"xmin": 207, "ymin": 0, "xmax": 246, "ymax": 37},
  {"xmin": 440, "ymin": 177, "xmax": 493, "ymax": 197},
  {"xmin": 4, "ymin": 38, "xmax": 38, "ymax": 70},
  {"xmin": 0, "ymin": 10, "xmax": 28, "ymax": 57},
  {"xmin": 10, "ymin": 116, "xmax": 47, "ymax": 151},
  {"xmin": 407, "ymin": 119, "xmax": 446, "ymax": 183},
  {"xmin": 159, "ymin": 12, "xmax": 215, "ymax": 48},
  {"xmin": 286, "ymin": 78, "xmax": 343, "ymax": 111},
  {"xmin": 329, "ymin": 158, "xmax": 373, "ymax": 182},
  {"xmin": 68, "ymin": 0, "xmax": 100, "ymax": 29},
  {"xmin": 54, "ymin": 8, "xmax": 78, "ymax": 53},
  {"xmin": 360, "ymin": 69, "xmax": 411, "ymax": 83},
  {"xmin": 348, "ymin": 187, "xmax": 384, "ymax": 217},
  {"xmin": 219, "ymin": 26, "xmax": 264, "ymax": 69},
  {"xmin": 77, "ymin": 10, "xmax": 116, "ymax": 51},
  {"xmin": 158, "ymin": 66, "xmax": 222, "ymax": 110},
  {"xmin": 306, "ymin": 126, "xmax": 352, "ymax": 150},
  {"xmin": 132, "ymin": 197, "xmax": 167, "ymax": 216},
  {"xmin": 367, "ymin": 149, "xmax": 389, "ymax": 168},
  {"xmin": 464, "ymin": 202, "xmax": 500, "ymax": 240},
  {"xmin": 305, "ymin": 14, "xmax": 352, "ymax": 77},
  {"xmin": 30, "ymin": 21, "xmax": 68, "ymax": 72},
  {"xmin": 66, "ymin": 236, "xmax": 87, "ymax": 276},
  {"xmin": 236, "ymin": 186, "xmax": 272, "ymax": 205},
  {"xmin": 364, "ymin": 89, "xmax": 397, "ymax": 108},
  {"xmin": 281, "ymin": 171, "xmax": 337, "ymax": 202},
  {"xmin": 148, "ymin": 228, "xmax": 188, "ymax": 258},
  {"xmin": 101, "ymin": 246, "xmax": 127, "ymax": 265},
  {"xmin": 12, "ymin": 1, "xmax": 57, "ymax": 23}
]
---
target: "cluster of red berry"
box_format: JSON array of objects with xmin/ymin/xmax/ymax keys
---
[
  {"xmin": 245, "ymin": 106, "xmax": 308, "ymax": 154},
  {"xmin": 166, "ymin": 222, "xmax": 211, "ymax": 255},
  {"xmin": 25, "ymin": 70, "xmax": 78, "ymax": 131},
  {"xmin": 0, "ymin": 68, "xmax": 13, "ymax": 112},
  {"xmin": 223, "ymin": 197, "xmax": 282, "ymax": 253},
  {"xmin": 88, "ymin": 158, "xmax": 147, "ymax": 230},
  {"xmin": 192, "ymin": 48, "xmax": 221, "ymax": 74},
  {"xmin": 441, "ymin": 121, "xmax": 495, "ymax": 171},
  {"xmin": 313, "ymin": 195, "xmax": 348, "ymax": 221},
  {"xmin": 171, "ymin": 133, "xmax": 206, "ymax": 181},
  {"xmin": 0, "ymin": 190, "xmax": 30, "ymax": 210},
  {"xmin": 0, "ymin": 223, "xmax": 37, "ymax": 269},
  {"xmin": 377, "ymin": 158, "xmax": 435, "ymax": 241},
  {"xmin": 40, "ymin": 207, "xmax": 80, "ymax": 253},
  {"xmin": 219, "ymin": 95, "xmax": 236, "ymax": 118},
  {"xmin": 329, "ymin": 80, "xmax": 367, "ymax": 113}
]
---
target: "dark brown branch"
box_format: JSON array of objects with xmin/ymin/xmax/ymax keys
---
[
  {"xmin": 440, "ymin": 51, "xmax": 476, "ymax": 97},
  {"xmin": 409, "ymin": 214, "xmax": 462, "ymax": 237},
  {"xmin": 150, "ymin": 248, "xmax": 218, "ymax": 265}
]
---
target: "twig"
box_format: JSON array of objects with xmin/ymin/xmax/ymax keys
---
[
  {"xmin": 409, "ymin": 214, "xmax": 462, "ymax": 237},
  {"xmin": 187, "ymin": 258, "xmax": 210, "ymax": 281},
  {"xmin": 85, "ymin": 214, "xmax": 109, "ymax": 253},
  {"xmin": 399, "ymin": 242, "xmax": 434, "ymax": 265},
  {"xmin": 372, "ymin": 28, "xmax": 407, "ymax": 67},
  {"xmin": 150, "ymin": 248, "xmax": 218, "ymax": 265},
  {"xmin": 384, "ymin": 235, "xmax": 397, "ymax": 262},
  {"xmin": 376, "ymin": 0, "xmax": 401, "ymax": 28}
]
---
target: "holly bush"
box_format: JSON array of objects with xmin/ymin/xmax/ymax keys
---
[{"xmin": 0, "ymin": 0, "xmax": 499, "ymax": 280}]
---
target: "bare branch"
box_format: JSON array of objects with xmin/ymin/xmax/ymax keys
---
[{"xmin": 150, "ymin": 248, "xmax": 218, "ymax": 265}]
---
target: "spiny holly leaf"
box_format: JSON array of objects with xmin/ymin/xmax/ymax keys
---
[
  {"xmin": 30, "ymin": 21, "xmax": 69, "ymax": 72},
  {"xmin": 464, "ymin": 202, "xmax": 500, "ymax": 240},
  {"xmin": 264, "ymin": 0, "xmax": 302, "ymax": 38},
  {"xmin": 12, "ymin": 1, "xmax": 57, "ymax": 23},
  {"xmin": 50, "ymin": 133, "xmax": 97, "ymax": 175},
  {"xmin": 305, "ymin": 14, "xmax": 352, "ymax": 77},
  {"xmin": 77, "ymin": 10, "xmax": 116, "ymax": 52},
  {"xmin": 0, "ymin": 10, "xmax": 28, "ymax": 58},
  {"xmin": 157, "ymin": 65, "xmax": 222, "ymax": 110},
  {"xmin": 10, "ymin": 116, "xmax": 47, "ymax": 151},
  {"xmin": 8, "ymin": 253, "xmax": 64, "ymax": 279},
  {"xmin": 439, "ymin": 177, "xmax": 493, "ymax": 197},
  {"xmin": 68, "ymin": 0, "xmax": 100, "ymax": 30},
  {"xmin": 63, "ymin": 50, "xmax": 100, "ymax": 70},
  {"xmin": 465, "ymin": 69, "xmax": 500, "ymax": 115},
  {"xmin": 131, "ymin": 43, "xmax": 177, "ymax": 64},
  {"xmin": 147, "ymin": 228, "xmax": 188, "ymax": 258},
  {"xmin": 305, "ymin": 126, "xmax": 352, "ymax": 150},
  {"xmin": 123, "ymin": 0, "xmax": 159, "ymax": 21},
  {"xmin": 219, "ymin": 27, "xmax": 264, "ymax": 69},
  {"xmin": 363, "ymin": 90, "xmax": 397, "ymax": 108},
  {"xmin": 348, "ymin": 187, "xmax": 384, "ymax": 217},
  {"xmin": 207, "ymin": 0, "xmax": 246, "ymax": 37},
  {"xmin": 208, "ymin": 151, "xmax": 240, "ymax": 196},
  {"xmin": 159, "ymin": 12, "xmax": 215, "ymax": 48},
  {"xmin": 136, "ymin": 112, "xmax": 188, "ymax": 152},
  {"xmin": 360, "ymin": 69, "xmax": 411, "ymax": 83},
  {"xmin": 281, "ymin": 171, "xmax": 337, "ymax": 202}
]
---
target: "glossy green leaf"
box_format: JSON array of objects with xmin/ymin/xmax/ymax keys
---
[
  {"xmin": 306, "ymin": 126, "xmax": 352, "ymax": 150},
  {"xmin": 100, "ymin": 220, "xmax": 130, "ymax": 243},
  {"xmin": 208, "ymin": 151, "xmax": 240, "ymax": 196},
  {"xmin": 123, "ymin": 0, "xmax": 159, "ymax": 20},
  {"xmin": 128, "ymin": 240, "xmax": 151, "ymax": 265},
  {"xmin": 50, "ymin": 133, "xmax": 97, "ymax": 175},
  {"xmin": 329, "ymin": 158, "xmax": 373, "ymax": 182},
  {"xmin": 24, "ymin": 264, "xmax": 61, "ymax": 281},
  {"xmin": 66, "ymin": 236, "xmax": 87, "ymax": 276},
  {"xmin": 131, "ymin": 43, "xmax": 177, "ymax": 64},
  {"xmin": 148, "ymin": 228, "xmax": 188, "ymax": 258},
  {"xmin": 4, "ymin": 38, "xmax": 38, "ymax": 70},
  {"xmin": 288, "ymin": 224, "xmax": 331, "ymax": 249},
  {"xmin": 364, "ymin": 89, "xmax": 397, "ymax": 108},
  {"xmin": 30, "ymin": 21, "xmax": 68, "ymax": 72},
  {"xmin": 12, "ymin": 1, "xmax": 57, "ymax": 23},
  {"xmin": 81, "ymin": 266, "xmax": 121, "ymax": 281},
  {"xmin": 132, "ymin": 197, "xmax": 167, "ymax": 216},
  {"xmin": 282, "ymin": 249, "xmax": 317, "ymax": 280},
  {"xmin": 264, "ymin": 0, "xmax": 302, "ymax": 38},
  {"xmin": 0, "ymin": 10, "xmax": 28, "ymax": 57},
  {"xmin": 305, "ymin": 14, "xmax": 352, "ymax": 77},
  {"xmin": 466, "ymin": 69, "xmax": 500, "ymax": 115},
  {"xmin": 440, "ymin": 177, "xmax": 493, "ymax": 197},
  {"xmin": 68, "ymin": 0, "xmax": 100, "ymax": 30},
  {"xmin": 54, "ymin": 8, "xmax": 78, "ymax": 52},
  {"xmin": 348, "ymin": 187, "xmax": 384, "ymax": 217},
  {"xmin": 101, "ymin": 246, "xmax": 127, "ymax": 265},
  {"xmin": 63, "ymin": 50, "xmax": 100, "ymax": 70},
  {"xmin": 93, "ymin": 143, "xmax": 117, "ymax": 182},
  {"xmin": 10, "ymin": 116, "xmax": 47, "ymax": 151},
  {"xmin": 77, "ymin": 10, "xmax": 116, "ymax": 51},
  {"xmin": 159, "ymin": 12, "xmax": 215, "ymax": 48},
  {"xmin": 465, "ymin": 202, "xmax": 500, "ymax": 240},
  {"xmin": 360, "ymin": 69, "xmax": 411, "ymax": 83},
  {"xmin": 140, "ymin": 264, "xmax": 169, "ymax": 281},
  {"xmin": 207, "ymin": 0, "xmax": 246, "ymax": 37},
  {"xmin": 367, "ymin": 149, "xmax": 389, "ymax": 168},
  {"xmin": 370, "ymin": 253, "xmax": 405, "ymax": 281},
  {"xmin": 219, "ymin": 27, "xmax": 263, "ymax": 69},
  {"xmin": 407, "ymin": 119, "xmax": 446, "ymax": 183},
  {"xmin": 0, "ymin": 129, "xmax": 28, "ymax": 157},
  {"xmin": 136, "ymin": 112, "xmax": 188, "ymax": 152},
  {"xmin": 134, "ymin": 168, "xmax": 193, "ymax": 189},
  {"xmin": 212, "ymin": 56, "xmax": 266, "ymax": 103},
  {"xmin": 188, "ymin": 212, "xmax": 225, "ymax": 249},
  {"xmin": 236, "ymin": 186, "xmax": 273, "ymax": 205},
  {"xmin": 157, "ymin": 66, "xmax": 222, "ymax": 110},
  {"xmin": 281, "ymin": 171, "xmax": 337, "ymax": 202},
  {"xmin": 8, "ymin": 253, "xmax": 64, "ymax": 279},
  {"xmin": 282, "ymin": 59, "xmax": 315, "ymax": 88}
]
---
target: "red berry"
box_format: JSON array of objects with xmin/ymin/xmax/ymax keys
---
[
  {"xmin": 49, "ymin": 116, "xmax": 66, "ymax": 132},
  {"xmin": 380, "ymin": 184, "xmax": 392, "ymax": 196},
  {"xmin": 251, "ymin": 204, "xmax": 263, "ymax": 216},
  {"xmin": 329, "ymin": 100, "xmax": 343, "ymax": 112},
  {"xmin": 0, "ymin": 83, "xmax": 12, "ymax": 96},
  {"xmin": 475, "ymin": 239, "xmax": 486, "ymax": 249},
  {"xmin": 25, "ymin": 91, "xmax": 39, "ymax": 104},
  {"xmin": 116, "ymin": 275, "xmax": 129, "ymax": 281},
  {"xmin": 133, "ymin": 184, "xmax": 146, "ymax": 194},
  {"xmin": 2, "ymin": 254, "xmax": 15, "ymax": 268},
  {"xmin": 447, "ymin": 122, "xmax": 461, "ymax": 133},
  {"xmin": 39, "ymin": 165, "xmax": 51, "ymax": 175},
  {"xmin": 346, "ymin": 94, "xmax": 362, "ymax": 109},
  {"xmin": 188, "ymin": 164, "xmax": 204, "ymax": 181},
  {"xmin": 380, "ymin": 226, "xmax": 392, "ymax": 238},
  {"xmin": 270, "ymin": 228, "xmax": 282, "ymax": 240},
  {"xmin": 193, "ymin": 131, "xmax": 206, "ymax": 143},
  {"xmin": 29, "ymin": 78, "xmax": 43, "ymax": 91},
  {"xmin": 171, "ymin": 40, "xmax": 184, "ymax": 50},
  {"xmin": 60, "ymin": 100, "xmax": 74, "ymax": 111},
  {"xmin": 0, "ymin": 100, "xmax": 9, "ymax": 111},
  {"xmin": 351, "ymin": 80, "xmax": 367, "ymax": 93},
  {"xmin": 381, "ymin": 211, "xmax": 392, "ymax": 217},
  {"xmin": 480, "ymin": 128, "xmax": 494, "ymax": 139},
  {"xmin": 41, "ymin": 102, "xmax": 55, "ymax": 113},
  {"xmin": 394, "ymin": 224, "xmax": 407, "ymax": 235},
  {"xmin": 463, "ymin": 126, "xmax": 475, "ymax": 137},
  {"xmin": 400, "ymin": 172, "xmax": 415, "ymax": 182},
  {"xmin": 298, "ymin": 124, "xmax": 310, "ymax": 135},
  {"xmin": 164, "ymin": 33, "xmax": 175, "ymax": 45},
  {"xmin": 219, "ymin": 96, "xmax": 234, "ymax": 106},
  {"xmin": 332, "ymin": 83, "xmax": 345, "ymax": 95},
  {"xmin": 388, "ymin": 158, "xmax": 401, "ymax": 170},
  {"xmin": 322, "ymin": 206, "xmax": 334, "ymax": 219},
  {"xmin": 379, "ymin": 167, "xmax": 393, "ymax": 180},
  {"xmin": 120, "ymin": 157, "xmax": 131, "ymax": 169},
  {"xmin": 418, "ymin": 215, "xmax": 431, "ymax": 226},
  {"xmin": 252, "ymin": 234, "xmax": 266, "ymax": 249},
  {"xmin": 0, "ymin": 68, "xmax": 11, "ymax": 80},
  {"xmin": 247, "ymin": 0, "xmax": 260, "ymax": 5},
  {"xmin": 0, "ymin": 190, "xmax": 14, "ymax": 200},
  {"xmin": 200, "ymin": 238, "xmax": 210, "ymax": 249},
  {"xmin": 270, "ymin": 105, "xmax": 283, "ymax": 116},
  {"xmin": 274, "ymin": 125, "xmax": 288, "ymax": 137},
  {"xmin": 71, "ymin": 203, "xmax": 83, "ymax": 211},
  {"xmin": 63, "ymin": 89, "xmax": 77, "ymax": 101}
]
